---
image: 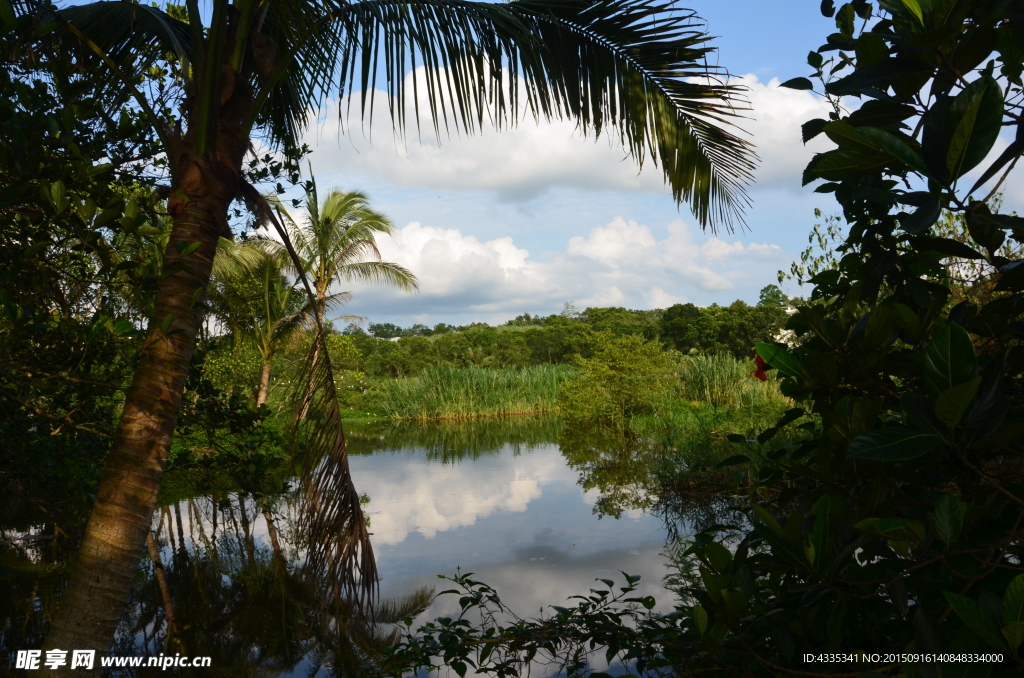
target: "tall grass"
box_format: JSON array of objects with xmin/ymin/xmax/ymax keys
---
[
  {"xmin": 677, "ymin": 353, "xmax": 788, "ymax": 409},
  {"xmin": 368, "ymin": 364, "xmax": 575, "ymax": 420}
]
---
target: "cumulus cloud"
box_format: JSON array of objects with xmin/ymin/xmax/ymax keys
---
[
  {"xmin": 338, "ymin": 214, "xmax": 789, "ymax": 322},
  {"xmin": 304, "ymin": 73, "xmax": 832, "ymax": 202},
  {"xmin": 353, "ymin": 446, "xmax": 575, "ymax": 546}
]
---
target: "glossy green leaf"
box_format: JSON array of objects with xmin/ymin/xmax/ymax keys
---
[
  {"xmin": 824, "ymin": 121, "xmax": 881, "ymax": 154},
  {"xmin": 693, "ymin": 604, "xmax": 708, "ymax": 635},
  {"xmin": 1001, "ymin": 622, "xmax": 1024, "ymax": 652},
  {"xmin": 900, "ymin": 0, "xmax": 924, "ymax": 24},
  {"xmin": 755, "ymin": 343, "xmax": 803, "ymax": 378},
  {"xmin": 752, "ymin": 504, "xmax": 784, "ymax": 535},
  {"xmin": 936, "ymin": 376, "xmax": 982, "ymax": 428},
  {"xmin": 923, "ymin": 323, "xmax": 978, "ymax": 399},
  {"xmin": 812, "ymin": 149, "xmax": 892, "ymax": 180},
  {"xmin": 808, "ymin": 495, "xmax": 832, "ymax": 568},
  {"xmin": 947, "ymin": 77, "xmax": 1004, "ymax": 181},
  {"xmin": 846, "ymin": 427, "xmax": 941, "ymax": 461},
  {"xmin": 1004, "ymin": 574, "xmax": 1024, "ymax": 625},
  {"xmin": 704, "ymin": 541, "xmax": 733, "ymax": 573},
  {"xmin": 934, "ymin": 494, "xmax": 964, "ymax": 547},
  {"xmin": 856, "ymin": 126, "xmax": 931, "ymax": 176},
  {"xmin": 943, "ymin": 592, "xmax": 1007, "ymax": 650}
]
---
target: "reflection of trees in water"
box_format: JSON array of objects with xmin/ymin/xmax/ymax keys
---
[
  {"xmin": 558, "ymin": 424, "xmax": 735, "ymax": 544},
  {"xmin": 346, "ymin": 415, "xmax": 562, "ymax": 464},
  {"xmin": 0, "ymin": 524, "xmax": 79, "ymax": 662},
  {"xmin": 115, "ymin": 493, "xmax": 430, "ymax": 677},
  {"xmin": 558, "ymin": 425, "xmax": 658, "ymax": 518}
]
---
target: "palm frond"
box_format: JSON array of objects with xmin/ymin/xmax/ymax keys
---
[
  {"xmin": 337, "ymin": 260, "xmax": 418, "ymax": 291},
  {"xmin": 241, "ymin": 183, "xmax": 377, "ymax": 610},
  {"xmin": 55, "ymin": 2, "xmax": 192, "ymax": 78},
  {"xmin": 315, "ymin": 0, "xmax": 755, "ymax": 230}
]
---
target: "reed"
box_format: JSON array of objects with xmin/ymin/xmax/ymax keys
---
[
  {"xmin": 677, "ymin": 352, "xmax": 787, "ymax": 409},
  {"xmin": 368, "ymin": 364, "xmax": 575, "ymax": 420}
]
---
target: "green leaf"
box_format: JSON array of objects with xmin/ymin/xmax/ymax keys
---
[
  {"xmin": 812, "ymin": 149, "xmax": 892, "ymax": 180},
  {"xmin": 1003, "ymin": 574, "xmax": 1024, "ymax": 625},
  {"xmin": 856, "ymin": 126, "xmax": 932, "ymax": 176},
  {"xmin": 900, "ymin": 0, "xmax": 925, "ymax": 24},
  {"xmin": 752, "ymin": 523, "xmax": 807, "ymax": 568},
  {"xmin": 803, "ymin": 118, "xmax": 829, "ymax": 143},
  {"xmin": 808, "ymin": 495, "xmax": 832, "ymax": 569},
  {"xmin": 848, "ymin": 100, "xmax": 917, "ymax": 128},
  {"xmin": 936, "ymin": 377, "xmax": 982, "ymax": 428},
  {"xmin": 947, "ymin": 77, "xmax": 1004, "ymax": 181},
  {"xmin": 159, "ymin": 313, "xmax": 175, "ymax": 336},
  {"xmin": 915, "ymin": 235, "xmax": 986, "ymax": 260},
  {"xmin": 0, "ymin": 0, "xmax": 15, "ymax": 25},
  {"xmin": 1001, "ymin": 622, "xmax": 1024, "ymax": 652},
  {"xmin": 923, "ymin": 323, "xmax": 979, "ymax": 399},
  {"xmin": 780, "ymin": 77, "xmax": 814, "ymax": 90},
  {"xmin": 846, "ymin": 427, "xmax": 942, "ymax": 461},
  {"xmin": 704, "ymin": 541, "xmax": 733, "ymax": 572},
  {"xmin": 692, "ymin": 604, "xmax": 708, "ymax": 635},
  {"xmin": 755, "ymin": 343, "xmax": 803, "ymax": 378},
  {"xmin": 752, "ymin": 504, "xmax": 785, "ymax": 535},
  {"xmin": 898, "ymin": 197, "xmax": 942, "ymax": 234},
  {"xmin": 934, "ymin": 494, "xmax": 965, "ymax": 547},
  {"xmin": 943, "ymin": 592, "xmax": 1007, "ymax": 650},
  {"xmin": 716, "ymin": 455, "xmax": 750, "ymax": 468},
  {"xmin": 824, "ymin": 121, "xmax": 882, "ymax": 154}
]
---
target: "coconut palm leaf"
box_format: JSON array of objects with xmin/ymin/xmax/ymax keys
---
[
  {"xmin": 55, "ymin": 0, "xmax": 754, "ymax": 229},
  {"xmin": 322, "ymin": 0, "xmax": 755, "ymax": 229},
  {"xmin": 242, "ymin": 184, "xmax": 377, "ymax": 609}
]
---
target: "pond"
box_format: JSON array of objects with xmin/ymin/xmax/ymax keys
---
[{"xmin": 2, "ymin": 416, "xmax": 723, "ymax": 676}]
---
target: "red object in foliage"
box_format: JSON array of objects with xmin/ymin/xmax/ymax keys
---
[{"xmin": 752, "ymin": 355, "xmax": 768, "ymax": 381}]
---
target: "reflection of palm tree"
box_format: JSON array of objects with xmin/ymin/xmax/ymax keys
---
[
  {"xmin": 313, "ymin": 587, "xmax": 434, "ymax": 677},
  {"xmin": 128, "ymin": 494, "xmax": 432, "ymax": 677}
]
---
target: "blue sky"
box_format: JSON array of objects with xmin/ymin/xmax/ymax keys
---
[{"xmin": 303, "ymin": 1, "xmax": 848, "ymax": 326}]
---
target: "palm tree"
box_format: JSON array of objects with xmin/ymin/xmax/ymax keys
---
[
  {"xmin": 29, "ymin": 0, "xmax": 757, "ymax": 659},
  {"xmin": 269, "ymin": 184, "xmax": 418, "ymax": 330},
  {"xmin": 210, "ymin": 242, "xmax": 310, "ymax": 406}
]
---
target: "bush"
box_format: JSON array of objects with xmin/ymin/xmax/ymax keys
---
[{"xmin": 557, "ymin": 334, "xmax": 674, "ymax": 427}]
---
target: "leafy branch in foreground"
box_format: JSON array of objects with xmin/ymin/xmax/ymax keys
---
[{"xmin": 370, "ymin": 571, "xmax": 668, "ymax": 678}]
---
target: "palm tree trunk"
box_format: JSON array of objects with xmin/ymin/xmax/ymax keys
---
[
  {"xmin": 44, "ymin": 185, "xmax": 225, "ymax": 661},
  {"xmin": 256, "ymin": 360, "xmax": 271, "ymax": 406}
]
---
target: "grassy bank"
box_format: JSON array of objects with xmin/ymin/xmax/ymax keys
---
[{"xmin": 367, "ymin": 364, "xmax": 575, "ymax": 420}]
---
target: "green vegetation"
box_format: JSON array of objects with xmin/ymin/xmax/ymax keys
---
[
  {"xmin": 364, "ymin": 2, "xmax": 1024, "ymax": 678},
  {"xmin": 367, "ymin": 364, "xmax": 575, "ymax": 420}
]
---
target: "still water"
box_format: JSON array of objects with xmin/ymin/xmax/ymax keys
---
[{"xmin": 4, "ymin": 417, "xmax": 709, "ymax": 676}]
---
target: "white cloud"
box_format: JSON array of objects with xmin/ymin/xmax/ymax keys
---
[
  {"xmin": 338, "ymin": 215, "xmax": 790, "ymax": 322},
  {"xmin": 354, "ymin": 447, "xmax": 574, "ymax": 545},
  {"xmin": 738, "ymin": 74, "xmax": 834, "ymax": 189},
  {"xmin": 304, "ymin": 73, "xmax": 833, "ymax": 203}
]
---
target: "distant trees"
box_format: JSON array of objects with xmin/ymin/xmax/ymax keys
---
[{"xmin": 659, "ymin": 285, "xmax": 790, "ymax": 357}]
